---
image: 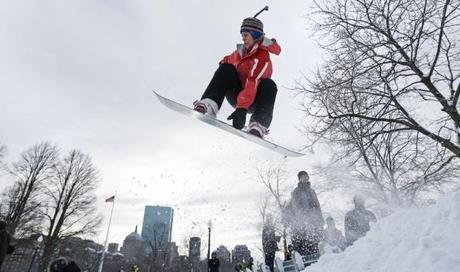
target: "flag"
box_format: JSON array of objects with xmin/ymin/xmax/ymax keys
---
[{"xmin": 105, "ymin": 195, "xmax": 115, "ymax": 203}]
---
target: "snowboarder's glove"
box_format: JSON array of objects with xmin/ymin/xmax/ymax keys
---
[{"xmin": 227, "ymin": 108, "xmax": 247, "ymax": 130}]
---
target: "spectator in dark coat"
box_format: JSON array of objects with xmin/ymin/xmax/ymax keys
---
[
  {"xmin": 323, "ymin": 216, "xmax": 347, "ymax": 252},
  {"xmin": 234, "ymin": 263, "xmax": 242, "ymax": 271},
  {"xmin": 0, "ymin": 220, "xmax": 14, "ymax": 270},
  {"xmin": 208, "ymin": 252, "xmax": 220, "ymax": 272},
  {"xmin": 63, "ymin": 261, "xmax": 81, "ymax": 272},
  {"xmin": 247, "ymin": 256, "xmax": 254, "ymax": 271},
  {"xmin": 284, "ymin": 244, "xmax": 294, "ymax": 261},
  {"xmin": 262, "ymin": 214, "xmax": 279, "ymax": 272},
  {"xmin": 49, "ymin": 257, "xmax": 81, "ymax": 272},
  {"xmin": 344, "ymin": 195, "xmax": 377, "ymax": 246},
  {"xmin": 284, "ymin": 171, "xmax": 324, "ymax": 256}
]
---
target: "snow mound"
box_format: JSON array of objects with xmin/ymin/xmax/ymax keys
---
[{"xmin": 307, "ymin": 191, "xmax": 460, "ymax": 272}]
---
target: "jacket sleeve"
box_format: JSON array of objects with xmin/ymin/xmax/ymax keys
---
[
  {"xmin": 220, "ymin": 50, "xmax": 238, "ymax": 64},
  {"xmin": 312, "ymin": 190, "xmax": 325, "ymax": 227},
  {"xmin": 236, "ymin": 50, "xmax": 270, "ymax": 109}
]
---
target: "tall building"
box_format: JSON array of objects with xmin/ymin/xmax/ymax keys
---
[
  {"xmin": 189, "ymin": 237, "xmax": 201, "ymax": 272},
  {"xmin": 188, "ymin": 237, "xmax": 201, "ymax": 261},
  {"xmin": 214, "ymin": 245, "xmax": 231, "ymax": 263},
  {"xmin": 141, "ymin": 205, "xmax": 174, "ymax": 252},
  {"xmin": 232, "ymin": 245, "xmax": 251, "ymax": 264}
]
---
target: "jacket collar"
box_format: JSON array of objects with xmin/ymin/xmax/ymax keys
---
[
  {"xmin": 236, "ymin": 42, "xmax": 259, "ymax": 58},
  {"xmin": 236, "ymin": 37, "xmax": 280, "ymax": 57}
]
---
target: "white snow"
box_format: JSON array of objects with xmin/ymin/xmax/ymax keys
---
[{"xmin": 306, "ymin": 190, "xmax": 460, "ymax": 272}]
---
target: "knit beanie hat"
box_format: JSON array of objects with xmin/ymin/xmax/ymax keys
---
[
  {"xmin": 240, "ymin": 6, "xmax": 268, "ymax": 40},
  {"xmin": 240, "ymin": 17, "xmax": 264, "ymax": 34}
]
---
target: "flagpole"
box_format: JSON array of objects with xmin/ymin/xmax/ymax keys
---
[{"xmin": 98, "ymin": 196, "xmax": 115, "ymax": 272}]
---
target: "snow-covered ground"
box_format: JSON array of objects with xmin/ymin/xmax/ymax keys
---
[{"xmin": 307, "ymin": 190, "xmax": 460, "ymax": 272}]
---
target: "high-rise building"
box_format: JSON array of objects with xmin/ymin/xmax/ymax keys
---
[
  {"xmin": 141, "ymin": 205, "xmax": 174, "ymax": 252},
  {"xmin": 232, "ymin": 245, "xmax": 251, "ymax": 264},
  {"xmin": 189, "ymin": 237, "xmax": 201, "ymax": 272},
  {"xmin": 188, "ymin": 237, "xmax": 201, "ymax": 261},
  {"xmin": 214, "ymin": 245, "xmax": 231, "ymax": 263}
]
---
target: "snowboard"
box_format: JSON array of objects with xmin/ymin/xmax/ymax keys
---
[{"xmin": 153, "ymin": 91, "xmax": 305, "ymax": 157}]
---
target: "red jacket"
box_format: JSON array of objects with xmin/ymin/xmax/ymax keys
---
[{"xmin": 220, "ymin": 38, "xmax": 281, "ymax": 109}]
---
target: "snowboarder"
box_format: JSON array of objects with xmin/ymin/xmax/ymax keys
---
[
  {"xmin": 262, "ymin": 214, "xmax": 279, "ymax": 272},
  {"xmin": 323, "ymin": 216, "xmax": 347, "ymax": 252},
  {"xmin": 283, "ymin": 171, "xmax": 324, "ymax": 256},
  {"xmin": 208, "ymin": 252, "xmax": 220, "ymax": 272},
  {"xmin": 344, "ymin": 195, "xmax": 377, "ymax": 246},
  {"xmin": 193, "ymin": 6, "xmax": 281, "ymax": 138}
]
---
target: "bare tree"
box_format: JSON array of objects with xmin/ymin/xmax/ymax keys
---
[
  {"xmin": 313, "ymin": 114, "xmax": 459, "ymax": 206},
  {"xmin": 258, "ymin": 195, "xmax": 271, "ymax": 225},
  {"xmin": 295, "ymin": 0, "xmax": 460, "ymax": 204},
  {"xmin": 151, "ymin": 222, "xmax": 171, "ymax": 271},
  {"xmin": 38, "ymin": 149, "xmax": 102, "ymax": 271},
  {"xmin": 0, "ymin": 142, "xmax": 58, "ymax": 236},
  {"xmin": 0, "ymin": 144, "xmax": 7, "ymax": 176},
  {"xmin": 256, "ymin": 162, "xmax": 290, "ymax": 253},
  {"xmin": 298, "ymin": 0, "xmax": 460, "ymax": 158},
  {"xmin": 0, "ymin": 144, "xmax": 6, "ymax": 165}
]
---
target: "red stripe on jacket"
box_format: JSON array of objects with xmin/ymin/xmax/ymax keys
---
[{"xmin": 220, "ymin": 38, "xmax": 281, "ymax": 109}]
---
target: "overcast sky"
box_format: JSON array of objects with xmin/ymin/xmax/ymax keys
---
[{"xmin": 0, "ymin": 0, "xmax": 354, "ymax": 259}]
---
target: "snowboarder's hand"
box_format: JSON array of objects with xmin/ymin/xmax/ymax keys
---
[{"xmin": 227, "ymin": 108, "xmax": 247, "ymax": 129}]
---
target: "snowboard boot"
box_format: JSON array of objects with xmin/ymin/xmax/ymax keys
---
[
  {"xmin": 193, "ymin": 98, "xmax": 219, "ymax": 117},
  {"xmin": 248, "ymin": 121, "xmax": 269, "ymax": 138}
]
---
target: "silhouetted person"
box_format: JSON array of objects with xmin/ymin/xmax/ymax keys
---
[
  {"xmin": 345, "ymin": 195, "xmax": 377, "ymax": 246},
  {"xmin": 0, "ymin": 221, "xmax": 14, "ymax": 270},
  {"xmin": 63, "ymin": 261, "xmax": 81, "ymax": 272},
  {"xmin": 247, "ymin": 256, "xmax": 254, "ymax": 270},
  {"xmin": 49, "ymin": 257, "xmax": 80, "ymax": 272},
  {"xmin": 324, "ymin": 216, "xmax": 347, "ymax": 252},
  {"xmin": 234, "ymin": 262, "xmax": 242, "ymax": 271},
  {"xmin": 208, "ymin": 252, "xmax": 220, "ymax": 272},
  {"xmin": 262, "ymin": 214, "xmax": 279, "ymax": 272},
  {"xmin": 284, "ymin": 171, "xmax": 324, "ymax": 256},
  {"xmin": 284, "ymin": 244, "xmax": 294, "ymax": 261}
]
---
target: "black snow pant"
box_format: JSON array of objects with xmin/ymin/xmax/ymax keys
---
[
  {"xmin": 264, "ymin": 251, "xmax": 275, "ymax": 272},
  {"xmin": 201, "ymin": 63, "xmax": 278, "ymax": 128}
]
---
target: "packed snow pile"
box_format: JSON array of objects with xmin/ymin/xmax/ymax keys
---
[{"xmin": 307, "ymin": 190, "xmax": 460, "ymax": 272}]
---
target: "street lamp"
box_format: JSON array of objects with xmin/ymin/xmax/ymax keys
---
[
  {"xmin": 207, "ymin": 220, "xmax": 212, "ymax": 271},
  {"xmin": 27, "ymin": 235, "xmax": 43, "ymax": 272}
]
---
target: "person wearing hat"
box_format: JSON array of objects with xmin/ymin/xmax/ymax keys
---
[
  {"xmin": 194, "ymin": 7, "xmax": 281, "ymax": 138},
  {"xmin": 283, "ymin": 171, "xmax": 324, "ymax": 256},
  {"xmin": 208, "ymin": 252, "xmax": 220, "ymax": 272},
  {"xmin": 323, "ymin": 216, "xmax": 347, "ymax": 252},
  {"xmin": 262, "ymin": 214, "xmax": 279, "ymax": 272},
  {"xmin": 344, "ymin": 195, "xmax": 377, "ymax": 246}
]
